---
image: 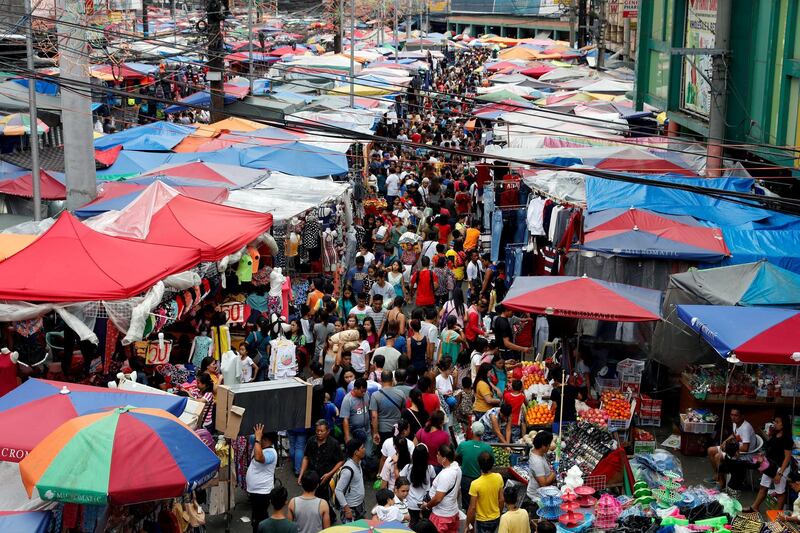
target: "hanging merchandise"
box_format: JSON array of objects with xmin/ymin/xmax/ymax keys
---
[
  {"xmin": 269, "ymin": 337, "xmax": 297, "ymax": 379},
  {"xmin": 322, "ymin": 228, "xmax": 339, "ymax": 272},
  {"xmin": 302, "ymin": 213, "xmax": 322, "ymax": 262},
  {"xmin": 211, "ymin": 324, "xmax": 230, "ymax": 360},
  {"xmin": 268, "ymin": 268, "xmax": 286, "ymax": 317},
  {"xmin": 247, "ymin": 246, "xmax": 260, "ymax": 275}
]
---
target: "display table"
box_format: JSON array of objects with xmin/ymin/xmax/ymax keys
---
[{"xmin": 679, "ymin": 375, "xmax": 782, "ymax": 431}]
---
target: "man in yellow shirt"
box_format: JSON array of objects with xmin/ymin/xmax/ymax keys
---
[
  {"xmin": 466, "ymin": 451, "xmax": 504, "ymax": 533},
  {"xmin": 464, "ymin": 219, "xmax": 481, "ymax": 252}
]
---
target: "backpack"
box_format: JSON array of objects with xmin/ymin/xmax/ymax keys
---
[{"xmin": 329, "ymin": 465, "xmax": 354, "ymax": 506}]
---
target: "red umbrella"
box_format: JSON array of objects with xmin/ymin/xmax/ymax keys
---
[{"xmin": 502, "ymin": 276, "xmax": 663, "ymax": 322}]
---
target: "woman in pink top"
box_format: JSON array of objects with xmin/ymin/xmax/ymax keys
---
[{"xmin": 413, "ymin": 411, "xmax": 450, "ymax": 468}]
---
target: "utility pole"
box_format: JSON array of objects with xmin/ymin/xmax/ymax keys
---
[
  {"xmin": 57, "ymin": 0, "xmax": 97, "ymax": 211},
  {"xmin": 349, "ymin": 0, "xmax": 355, "ymax": 108},
  {"xmin": 23, "ymin": 0, "xmax": 41, "ymax": 221},
  {"xmin": 393, "ymin": 0, "xmax": 399, "ymax": 62},
  {"xmin": 596, "ymin": 0, "xmax": 605, "ymax": 69},
  {"xmin": 207, "ymin": 0, "xmax": 226, "ymax": 122},
  {"xmin": 622, "ymin": 16, "xmax": 631, "ymax": 61},
  {"xmin": 170, "ymin": 0, "xmax": 176, "ymax": 25},
  {"xmin": 247, "ymin": 0, "xmax": 254, "ymax": 94},
  {"xmin": 568, "ymin": 0, "xmax": 576, "ymax": 48},
  {"xmin": 142, "ymin": 0, "xmax": 149, "ymax": 37},
  {"xmin": 405, "ymin": 0, "xmax": 411, "ymax": 41},
  {"xmin": 707, "ymin": 0, "xmax": 732, "ymax": 177},
  {"xmin": 578, "ymin": 0, "xmax": 587, "ymax": 47}
]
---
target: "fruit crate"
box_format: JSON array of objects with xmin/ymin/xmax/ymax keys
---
[
  {"xmin": 680, "ymin": 413, "xmax": 716, "ymax": 434},
  {"xmin": 637, "ymin": 414, "xmax": 662, "ymax": 427},
  {"xmin": 618, "ymin": 359, "xmax": 645, "ymax": 390},
  {"xmin": 596, "ymin": 377, "xmax": 620, "ymax": 395}
]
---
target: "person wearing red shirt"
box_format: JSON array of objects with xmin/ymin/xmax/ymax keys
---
[
  {"xmin": 434, "ymin": 215, "xmax": 451, "ymax": 245},
  {"xmin": 465, "ymin": 297, "xmax": 488, "ymax": 349},
  {"xmin": 405, "ymin": 375, "xmax": 442, "ymax": 415},
  {"xmin": 503, "ymin": 380, "xmax": 527, "ymax": 440},
  {"xmin": 410, "ymin": 256, "xmax": 439, "ymax": 308}
]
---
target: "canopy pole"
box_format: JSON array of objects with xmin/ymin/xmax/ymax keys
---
[
  {"xmin": 248, "ymin": 0, "xmax": 254, "ymax": 95},
  {"xmin": 719, "ymin": 360, "xmax": 736, "ymax": 446},
  {"xmin": 793, "ymin": 365, "xmax": 799, "ymax": 423},
  {"xmin": 24, "ymin": 0, "xmax": 41, "ymax": 222},
  {"xmin": 556, "ymin": 369, "xmax": 566, "ymax": 474}
]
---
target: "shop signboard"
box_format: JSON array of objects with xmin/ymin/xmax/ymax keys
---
[
  {"xmin": 623, "ymin": 0, "xmax": 638, "ymax": 18},
  {"xmin": 145, "ymin": 340, "xmax": 172, "ymax": 365},
  {"xmin": 218, "ymin": 301, "xmax": 247, "ymax": 324},
  {"xmin": 681, "ymin": 0, "xmax": 717, "ymax": 117}
]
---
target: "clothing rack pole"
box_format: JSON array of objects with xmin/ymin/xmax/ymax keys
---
[{"xmin": 225, "ymin": 436, "xmax": 232, "ymax": 533}]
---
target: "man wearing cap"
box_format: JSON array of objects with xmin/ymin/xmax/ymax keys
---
[{"xmin": 455, "ymin": 421, "xmax": 494, "ymax": 510}]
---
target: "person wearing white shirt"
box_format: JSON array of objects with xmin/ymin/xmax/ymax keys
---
[
  {"xmin": 386, "ymin": 169, "xmax": 401, "ymax": 202},
  {"xmin": 707, "ymin": 408, "xmax": 756, "ymax": 487},
  {"xmin": 246, "ymin": 425, "xmax": 279, "ymax": 530},
  {"xmin": 356, "ymin": 247, "xmax": 375, "ymax": 267},
  {"xmin": 420, "ymin": 445, "xmax": 462, "ymax": 533}
]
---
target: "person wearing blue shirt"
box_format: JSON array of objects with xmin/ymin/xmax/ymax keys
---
[{"xmin": 345, "ymin": 256, "xmax": 370, "ymax": 294}]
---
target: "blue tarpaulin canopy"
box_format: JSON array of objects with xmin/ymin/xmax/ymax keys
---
[
  {"xmin": 11, "ymin": 78, "xmax": 59, "ymax": 95},
  {"xmin": 708, "ymin": 228, "xmax": 800, "ymax": 273},
  {"xmin": 164, "ymin": 90, "xmax": 239, "ymax": 113},
  {"xmin": 239, "ymin": 142, "xmax": 349, "ymax": 177},
  {"xmin": 96, "ymin": 148, "xmax": 246, "ymax": 179},
  {"xmin": 94, "ymin": 122, "xmax": 195, "ymax": 151},
  {"xmin": 585, "ymin": 175, "xmax": 800, "ymax": 229}
]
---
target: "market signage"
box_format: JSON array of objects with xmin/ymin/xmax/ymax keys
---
[
  {"xmin": 681, "ymin": 0, "xmax": 717, "ymax": 117},
  {"xmin": 135, "ymin": 340, "xmax": 173, "ymax": 365},
  {"xmin": 0, "ymin": 447, "xmax": 28, "ymax": 462},
  {"xmin": 623, "ymin": 0, "xmax": 638, "ymax": 18},
  {"xmin": 218, "ymin": 301, "xmax": 247, "ymax": 324}
]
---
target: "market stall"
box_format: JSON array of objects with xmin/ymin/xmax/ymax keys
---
[{"xmin": 675, "ymin": 305, "xmax": 800, "ymax": 452}]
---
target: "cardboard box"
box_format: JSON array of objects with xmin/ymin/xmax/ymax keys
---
[{"xmin": 216, "ymin": 378, "xmax": 313, "ymax": 436}]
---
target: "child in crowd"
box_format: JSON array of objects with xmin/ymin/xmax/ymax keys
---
[
  {"xmin": 499, "ymin": 485, "xmax": 530, "ymax": 533},
  {"xmin": 394, "ymin": 477, "xmax": 411, "ymax": 523},
  {"xmin": 372, "ymin": 488, "xmax": 408, "ymax": 523},
  {"xmin": 368, "ymin": 354, "xmax": 386, "ymax": 382},
  {"xmin": 454, "ymin": 376, "xmax": 475, "ymax": 434},
  {"xmin": 237, "ymin": 342, "xmax": 257, "ymax": 383}
]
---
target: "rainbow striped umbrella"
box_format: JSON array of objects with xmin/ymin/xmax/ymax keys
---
[
  {"xmin": 20, "ymin": 407, "xmax": 220, "ymax": 505},
  {"xmin": 0, "ymin": 113, "xmax": 49, "ymax": 136},
  {"xmin": 324, "ymin": 519, "xmax": 411, "ymax": 532}
]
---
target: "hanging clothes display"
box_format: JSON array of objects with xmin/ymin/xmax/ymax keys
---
[
  {"xmin": 211, "ymin": 324, "xmax": 230, "ymax": 360},
  {"xmin": 248, "ymin": 246, "xmax": 260, "ymax": 274},
  {"xmin": 302, "ymin": 215, "xmax": 322, "ymax": 262},
  {"xmin": 236, "ymin": 254, "xmax": 253, "ymax": 284},
  {"xmin": 322, "ymin": 229, "xmax": 339, "ymax": 272},
  {"xmin": 269, "ymin": 337, "xmax": 297, "ymax": 379}
]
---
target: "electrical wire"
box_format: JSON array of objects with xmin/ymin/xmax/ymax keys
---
[
  {"xmin": 20, "ymin": 12, "xmax": 800, "ymax": 161},
  {"xmin": 5, "ymin": 56, "xmax": 800, "ymax": 218}
]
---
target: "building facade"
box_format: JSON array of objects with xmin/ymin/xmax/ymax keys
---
[{"xmin": 635, "ymin": 0, "xmax": 800, "ymax": 169}]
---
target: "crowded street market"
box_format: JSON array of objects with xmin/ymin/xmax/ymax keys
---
[{"xmin": 0, "ymin": 1, "xmax": 799, "ymax": 532}]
